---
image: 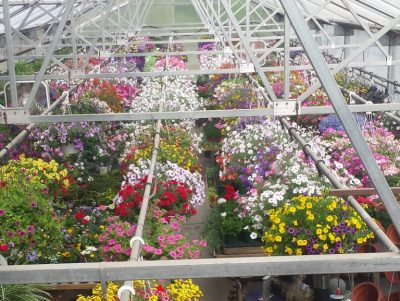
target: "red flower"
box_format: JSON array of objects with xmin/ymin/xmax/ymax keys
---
[
  {"xmin": 82, "ymin": 219, "xmax": 89, "ymax": 225},
  {"xmin": 155, "ymin": 284, "xmax": 165, "ymax": 292},
  {"xmin": 0, "ymin": 243, "xmax": 8, "ymax": 252},
  {"xmin": 74, "ymin": 212, "xmax": 84, "ymax": 219}
]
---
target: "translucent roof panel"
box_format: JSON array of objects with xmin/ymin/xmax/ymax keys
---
[
  {"xmin": 0, "ymin": 1, "xmax": 99, "ymax": 34},
  {"xmin": 0, "ymin": 0, "xmax": 399, "ymax": 35}
]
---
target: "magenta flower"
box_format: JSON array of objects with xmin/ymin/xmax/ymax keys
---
[
  {"xmin": 124, "ymin": 248, "xmax": 132, "ymax": 256},
  {"xmin": 169, "ymin": 251, "xmax": 177, "ymax": 259},
  {"xmin": 114, "ymin": 244, "xmax": 122, "ymax": 253},
  {"xmin": 30, "ymin": 201, "xmax": 37, "ymax": 208},
  {"xmin": 170, "ymin": 222, "xmax": 180, "ymax": 231},
  {"xmin": 155, "ymin": 249, "xmax": 162, "ymax": 255},
  {"xmin": 107, "ymin": 239, "xmax": 116, "ymax": 246},
  {"xmin": 200, "ymin": 240, "xmax": 207, "ymax": 247},
  {"xmin": 157, "ymin": 235, "xmax": 166, "ymax": 242},
  {"xmin": 0, "ymin": 209, "xmax": 5, "ymax": 216},
  {"xmin": 27, "ymin": 225, "xmax": 35, "ymax": 233}
]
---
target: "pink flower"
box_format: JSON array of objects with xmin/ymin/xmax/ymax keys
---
[
  {"xmin": 155, "ymin": 249, "xmax": 162, "ymax": 255},
  {"xmin": 200, "ymin": 240, "xmax": 207, "ymax": 247},
  {"xmin": 157, "ymin": 235, "xmax": 166, "ymax": 242},
  {"xmin": 103, "ymin": 245, "xmax": 110, "ymax": 252},
  {"xmin": 170, "ymin": 222, "xmax": 180, "ymax": 231},
  {"xmin": 176, "ymin": 247, "xmax": 183, "ymax": 253},
  {"xmin": 160, "ymin": 242, "xmax": 167, "ymax": 249},
  {"xmin": 184, "ymin": 243, "xmax": 190, "ymax": 249},
  {"xmin": 167, "ymin": 237, "xmax": 176, "ymax": 245},
  {"xmin": 114, "ymin": 244, "xmax": 122, "ymax": 253},
  {"xmin": 124, "ymin": 248, "xmax": 132, "ymax": 256},
  {"xmin": 169, "ymin": 251, "xmax": 177, "ymax": 259},
  {"xmin": 107, "ymin": 239, "xmax": 116, "ymax": 246}
]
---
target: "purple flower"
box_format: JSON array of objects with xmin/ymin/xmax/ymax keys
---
[
  {"xmin": 31, "ymin": 201, "xmax": 37, "ymax": 208},
  {"xmin": 27, "ymin": 225, "xmax": 35, "ymax": 233},
  {"xmin": 288, "ymin": 227, "xmax": 295, "ymax": 235},
  {"xmin": 27, "ymin": 251, "xmax": 38, "ymax": 262},
  {"xmin": 0, "ymin": 209, "xmax": 5, "ymax": 216},
  {"xmin": 329, "ymin": 248, "xmax": 336, "ymax": 254}
]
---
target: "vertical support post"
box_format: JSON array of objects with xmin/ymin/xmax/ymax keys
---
[
  {"xmin": 25, "ymin": 0, "xmax": 75, "ymax": 109},
  {"xmin": 3, "ymin": 0, "xmax": 18, "ymax": 108},
  {"xmin": 279, "ymin": 0, "xmax": 400, "ymax": 235},
  {"xmin": 262, "ymin": 276, "xmax": 272, "ymax": 301},
  {"xmin": 71, "ymin": 11, "xmax": 78, "ymax": 70},
  {"xmin": 284, "ymin": 13, "xmax": 290, "ymax": 100}
]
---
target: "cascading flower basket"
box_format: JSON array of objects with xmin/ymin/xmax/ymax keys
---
[{"xmin": 261, "ymin": 195, "xmax": 374, "ymax": 255}]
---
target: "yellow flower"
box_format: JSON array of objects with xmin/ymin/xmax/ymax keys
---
[
  {"xmin": 289, "ymin": 207, "xmax": 296, "ymax": 213},
  {"xmin": 295, "ymin": 248, "xmax": 303, "ymax": 255},
  {"xmin": 326, "ymin": 215, "xmax": 334, "ymax": 222},
  {"xmin": 275, "ymin": 236, "xmax": 282, "ymax": 242}
]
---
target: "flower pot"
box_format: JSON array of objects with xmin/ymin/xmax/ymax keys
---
[
  {"xmin": 60, "ymin": 143, "xmax": 79, "ymax": 155},
  {"xmin": 387, "ymin": 292, "xmax": 400, "ymax": 301},
  {"xmin": 386, "ymin": 224, "xmax": 400, "ymax": 245},
  {"xmin": 357, "ymin": 243, "xmax": 383, "ymax": 253},
  {"xmin": 117, "ymin": 157, "xmax": 125, "ymax": 165},
  {"xmin": 98, "ymin": 166, "xmax": 108, "ymax": 175},
  {"xmin": 384, "ymin": 271, "xmax": 400, "ymax": 284},
  {"xmin": 352, "ymin": 282, "xmax": 384, "ymax": 301}
]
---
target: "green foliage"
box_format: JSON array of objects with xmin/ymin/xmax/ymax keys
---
[{"xmin": 0, "ymin": 284, "xmax": 52, "ymax": 301}]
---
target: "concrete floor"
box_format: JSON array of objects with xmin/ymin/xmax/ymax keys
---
[{"xmin": 182, "ymin": 154, "xmax": 236, "ymax": 301}]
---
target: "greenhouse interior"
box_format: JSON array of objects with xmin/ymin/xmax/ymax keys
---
[{"xmin": 2, "ymin": 0, "xmax": 400, "ymax": 300}]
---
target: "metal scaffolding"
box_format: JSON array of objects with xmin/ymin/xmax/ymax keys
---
[{"xmin": 1, "ymin": 0, "xmax": 400, "ymax": 287}]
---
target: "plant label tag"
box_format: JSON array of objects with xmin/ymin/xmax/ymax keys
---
[
  {"xmin": 273, "ymin": 101, "xmax": 299, "ymax": 116},
  {"xmin": 72, "ymin": 69, "xmax": 85, "ymax": 76},
  {"xmin": 99, "ymin": 50, "xmax": 110, "ymax": 57},
  {"xmin": 224, "ymin": 46, "xmax": 233, "ymax": 54},
  {"xmin": 387, "ymin": 56, "xmax": 393, "ymax": 66},
  {"xmin": 239, "ymin": 63, "xmax": 255, "ymax": 73}
]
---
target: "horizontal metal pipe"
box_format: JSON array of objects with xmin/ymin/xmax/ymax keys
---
[{"xmin": 2, "ymin": 253, "xmax": 400, "ymax": 284}]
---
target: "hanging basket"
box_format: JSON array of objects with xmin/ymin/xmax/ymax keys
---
[
  {"xmin": 60, "ymin": 143, "xmax": 79, "ymax": 155},
  {"xmin": 352, "ymin": 282, "xmax": 384, "ymax": 301}
]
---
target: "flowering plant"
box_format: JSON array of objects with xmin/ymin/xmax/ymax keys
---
[
  {"xmin": 322, "ymin": 125, "xmax": 400, "ymax": 186},
  {"xmin": 123, "ymin": 159, "xmax": 205, "ymax": 207},
  {"xmin": 98, "ymin": 217, "xmax": 137, "ymax": 261},
  {"xmin": 0, "ymin": 157, "xmax": 66, "ymax": 263},
  {"xmin": 62, "ymin": 205, "xmax": 113, "ymax": 262},
  {"xmin": 76, "ymin": 279, "xmax": 203, "ymax": 301},
  {"xmin": 262, "ymin": 195, "xmax": 374, "ymax": 255},
  {"xmin": 143, "ymin": 216, "xmax": 206, "ymax": 260},
  {"xmin": 115, "ymin": 177, "xmax": 196, "ymax": 221}
]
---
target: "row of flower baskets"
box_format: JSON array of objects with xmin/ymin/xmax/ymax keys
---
[
  {"xmin": 197, "ymin": 40, "xmax": 399, "ymax": 258},
  {"xmin": 0, "ymin": 38, "xmax": 208, "ymax": 300}
]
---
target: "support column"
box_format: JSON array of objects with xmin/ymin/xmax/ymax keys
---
[{"xmin": 3, "ymin": 0, "xmax": 18, "ymax": 108}]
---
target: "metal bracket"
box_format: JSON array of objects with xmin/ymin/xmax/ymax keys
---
[
  {"xmin": 0, "ymin": 108, "xmax": 30, "ymax": 124},
  {"xmin": 273, "ymin": 101, "xmax": 300, "ymax": 116}
]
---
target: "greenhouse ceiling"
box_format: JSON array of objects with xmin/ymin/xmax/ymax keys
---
[{"xmin": 1, "ymin": 0, "xmax": 400, "ymax": 290}]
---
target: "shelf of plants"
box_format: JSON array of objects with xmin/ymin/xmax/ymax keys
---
[{"xmin": 0, "ymin": 33, "xmax": 399, "ymax": 300}]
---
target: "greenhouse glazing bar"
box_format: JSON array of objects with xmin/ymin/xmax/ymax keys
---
[{"xmin": 4, "ymin": 103, "xmax": 400, "ymax": 124}]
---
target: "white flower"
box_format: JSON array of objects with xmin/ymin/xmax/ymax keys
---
[
  {"xmin": 217, "ymin": 198, "xmax": 227, "ymax": 204},
  {"xmin": 221, "ymin": 212, "xmax": 227, "ymax": 217},
  {"xmin": 250, "ymin": 232, "xmax": 257, "ymax": 239}
]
